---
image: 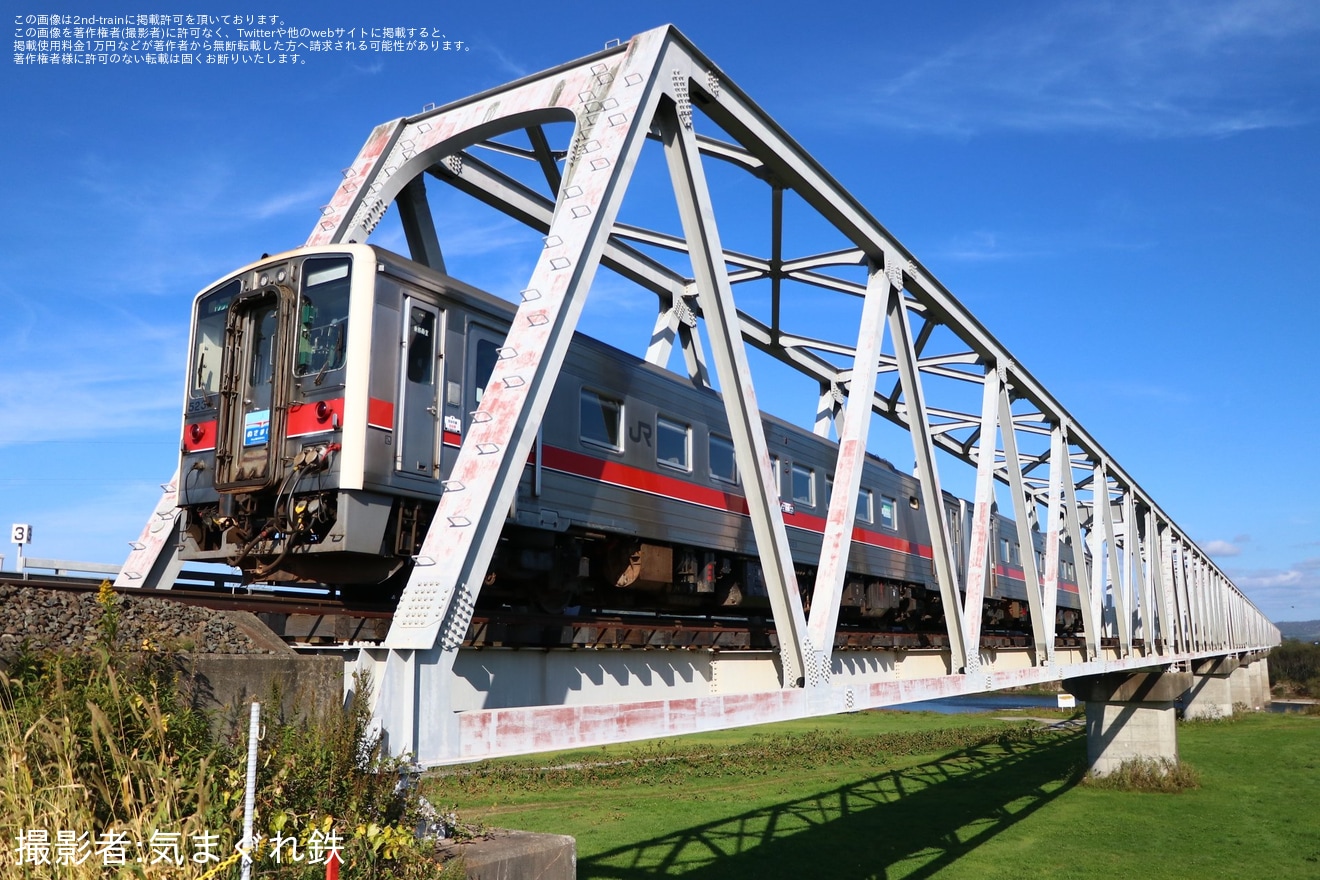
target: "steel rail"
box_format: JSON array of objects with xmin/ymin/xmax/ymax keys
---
[{"xmin": 2, "ymin": 576, "xmax": 394, "ymax": 619}]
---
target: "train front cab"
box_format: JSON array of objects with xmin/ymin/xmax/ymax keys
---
[{"xmin": 177, "ymin": 245, "xmax": 492, "ymax": 585}]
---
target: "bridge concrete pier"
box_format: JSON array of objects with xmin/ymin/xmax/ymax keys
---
[
  {"xmin": 1182, "ymin": 657, "xmax": 1238, "ymax": 720},
  {"xmin": 1065, "ymin": 670, "xmax": 1193, "ymax": 776},
  {"xmin": 1251, "ymin": 657, "xmax": 1272, "ymax": 708},
  {"xmin": 1230, "ymin": 663, "xmax": 1256, "ymax": 710}
]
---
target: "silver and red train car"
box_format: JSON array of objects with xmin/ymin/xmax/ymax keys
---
[{"xmin": 177, "ymin": 244, "xmax": 1082, "ymax": 634}]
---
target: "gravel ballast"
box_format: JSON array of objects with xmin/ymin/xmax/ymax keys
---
[{"xmin": 0, "ymin": 582, "xmax": 275, "ymax": 655}]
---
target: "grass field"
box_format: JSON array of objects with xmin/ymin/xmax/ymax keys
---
[{"xmin": 425, "ymin": 708, "xmax": 1319, "ymax": 879}]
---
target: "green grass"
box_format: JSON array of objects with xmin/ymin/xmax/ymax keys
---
[{"xmin": 426, "ymin": 710, "xmax": 1319, "ymax": 879}]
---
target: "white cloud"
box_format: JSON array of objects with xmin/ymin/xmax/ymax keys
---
[
  {"xmin": 0, "ymin": 306, "xmax": 181, "ymax": 448},
  {"xmin": 1230, "ymin": 557, "xmax": 1320, "ymax": 619},
  {"xmin": 862, "ymin": 0, "xmax": 1320, "ymax": 138},
  {"xmin": 1205, "ymin": 539, "xmax": 1243, "ymax": 557},
  {"xmin": 0, "ymin": 365, "xmax": 179, "ymax": 447},
  {"xmin": 482, "ymin": 43, "xmax": 533, "ymax": 80},
  {"xmin": 438, "ymin": 216, "xmax": 541, "ymax": 261},
  {"xmin": 1, "ymin": 480, "xmax": 169, "ymax": 566},
  {"xmin": 252, "ymin": 182, "xmax": 335, "ymax": 221},
  {"xmin": 932, "ymin": 223, "xmax": 1156, "ymax": 265},
  {"xmin": 939, "ymin": 231, "xmax": 1030, "ymax": 263}
]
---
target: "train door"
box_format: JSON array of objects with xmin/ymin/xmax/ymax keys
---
[
  {"xmin": 396, "ymin": 298, "xmax": 444, "ymax": 478},
  {"xmin": 214, "ymin": 285, "xmax": 294, "ymax": 491}
]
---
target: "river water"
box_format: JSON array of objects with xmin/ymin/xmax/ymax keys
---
[
  {"xmin": 890, "ymin": 693, "xmax": 1065, "ymax": 714},
  {"xmin": 1268, "ymin": 700, "xmax": 1316, "ymax": 714}
]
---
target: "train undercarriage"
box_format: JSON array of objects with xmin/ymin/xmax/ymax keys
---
[{"xmin": 181, "ymin": 488, "xmax": 1084, "ymax": 645}]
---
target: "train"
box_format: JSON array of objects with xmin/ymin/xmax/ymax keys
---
[{"xmin": 176, "ymin": 243, "xmax": 1083, "ymax": 636}]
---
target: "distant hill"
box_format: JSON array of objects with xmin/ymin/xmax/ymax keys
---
[{"xmin": 1277, "ymin": 620, "xmax": 1320, "ymax": 642}]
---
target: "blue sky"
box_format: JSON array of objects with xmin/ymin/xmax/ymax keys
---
[{"xmin": 2, "ymin": 0, "xmax": 1317, "ymax": 623}]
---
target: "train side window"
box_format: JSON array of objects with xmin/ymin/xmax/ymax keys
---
[
  {"xmin": 472, "ymin": 338, "xmax": 499, "ymax": 405},
  {"xmin": 791, "ymin": 464, "xmax": 815, "ymax": 506},
  {"xmin": 404, "ymin": 306, "xmax": 436, "ymax": 384},
  {"xmin": 999, "ymin": 537, "xmax": 1011, "ymax": 564},
  {"xmin": 857, "ymin": 488, "xmax": 873, "ymax": 523},
  {"xmin": 580, "ymin": 389, "xmax": 623, "ymax": 451},
  {"xmin": 656, "ymin": 417, "xmax": 690, "ymax": 471},
  {"xmin": 709, "ymin": 434, "xmax": 737, "ymax": 483},
  {"xmin": 772, "ymin": 457, "xmax": 782, "ymax": 498},
  {"xmin": 826, "ymin": 477, "xmax": 874, "ymax": 523},
  {"xmin": 879, "ymin": 495, "xmax": 897, "ymax": 530}
]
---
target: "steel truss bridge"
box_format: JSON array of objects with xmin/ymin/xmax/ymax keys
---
[{"xmin": 118, "ymin": 26, "xmax": 1278, "ymax": 766}]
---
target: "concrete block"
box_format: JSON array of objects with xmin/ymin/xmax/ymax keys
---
[
  {"xmin": 181, "ymin": 653, "xmax": 345, "ymax": 730},
  {"xmin": 1067, "ymin": 670, "xmax": 1190, "ymax": 776},
  {"xmin": 1229, "ymin": 665, "xmax": 1253, "ymax": 709},
  {"xmin": 1247, "ymin": 660, "xmax": 1271, "ymax": 709},
  {"xmin": 1063, "ymin": 670, "xmax": 1192, "ymax": 704},
  {"xmin": 439, "ymin": 830, "xmax": 576, "ymax": 880},
  {"xmin": 1192, "ymin": 656, "xmax": 1238, "ymax": 676},
  {"xmin": 1085, "ymin": 701, "xmax": 1179, "ymax": 776},
  {"xmin": 1182, "ymin": 673, "xmax": 1233, "ymax": 720}
]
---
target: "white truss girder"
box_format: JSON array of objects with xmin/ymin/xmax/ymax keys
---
[
  {"xmin": 304, "ymin": 26, "xmax": 1277, "ymax": 763},
  {"xmin": 116, "ymin": 26, "xmax": 1278, "ymax": 764}
]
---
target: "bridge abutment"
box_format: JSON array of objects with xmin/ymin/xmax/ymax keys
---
[{"xmin": 1065, "ymin": 670, "xmax": 1193, "ymax": 776}]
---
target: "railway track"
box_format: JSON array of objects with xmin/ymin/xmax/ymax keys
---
[
  {"xmin": 1, "ymin": 573, "xmax": 394, "ymax": 619},
  {"xmin": 3, "ymin": 572, "xmax": 1104, "ymax": 653}
]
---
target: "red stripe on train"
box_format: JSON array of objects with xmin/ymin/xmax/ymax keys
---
[
  {"xmin": 287, "ymin": 398, "xmax": 344, "ymax": 438},
  {"xmin": 995, "ymin": 564, "xmax": 1080, "ymax": 595},
  {"xmin": 539, "ymin": 444, "xmax": 936, "ymax": 561},
  {"xmin": 368, "ymin": 397, "xmax": 394, "ymax": 431}
]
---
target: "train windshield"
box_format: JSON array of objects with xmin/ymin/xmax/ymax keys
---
[
  {"xmin": 295, "ymin": 257, "xmax": 351, "ymax": 382},
  {"xmin": 191, "ymin": 280, "xmax": 239, "ymax": 397}
]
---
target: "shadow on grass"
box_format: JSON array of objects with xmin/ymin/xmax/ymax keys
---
[{"xmin": 579, "ymin": 728, "xmax": 1083, "ymax": 880}]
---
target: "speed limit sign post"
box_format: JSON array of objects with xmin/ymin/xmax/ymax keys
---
[{"xmin": 11, "ymin": 523, "xmax": 32, "ymax": 567}]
